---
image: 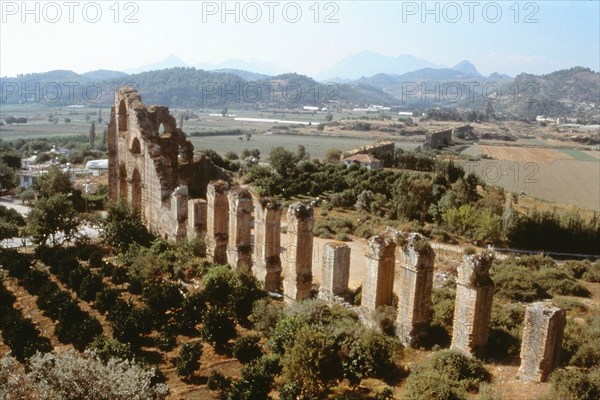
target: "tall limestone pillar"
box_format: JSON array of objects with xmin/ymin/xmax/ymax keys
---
[
  {"xmin": 206, "ymin": 180, "xmax": 229, "ymax": 264},
  {"xmin": 451, "ymin": 253, "xmax": 495, "ymax": 356},
  {"xmin": 253, "ymin": 199, "xmax": 283, "ymax": 292},
  {"xmin": 319, "ymin": 242, "xmax": 351, "ymax": 298},
  {"xmin": 362, "ymin": 234, "xmax": 396, "ymax": 312},
  {"xmin": 227, "ymin": 188, "xmax": 254, "ymax": 270},
  {"xmin": 283, "ymin": 202, "xmax": 314, "ymax": 302},
  {"xmin": 518, "ymin": 302, "xmax": 566, "ymax": 382},
  {"xmin": 395, "ymin": 233, "xmax": 435, "ymax": 347}
]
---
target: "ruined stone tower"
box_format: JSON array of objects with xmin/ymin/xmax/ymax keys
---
[
  {"xmin": 108, "ymin": 87, "xmax": 228, "ymax": 240},
  {"xmin": 319, "ymin": 242, "xmax": 351, "ymax": 298},
  {"xmin": 283, "ymin": 202, "xmax": 314, "ymax": 302},
  {"xmin": 362, "ymin": 234, "xmax": 397, "ymax": 312},
  {"xmin": 451, "ymin": 253, "xmax": 495, "ymax": 356},
  {"xmin": 253, "ymin": 198, "xmax": 283, "ymax": 292},
  {"xmin": 227, "ymin": 188, "xmax": 254, "ymax": 270},
  {"xmin": 518, "ymin": 302, "xmax": 566, "ymax": 382},
  {"xmin": 207, "ymin": 180, "xmax": 230, "ymax": 264},
  {"xmin": 395, "ymin": 233, "xmax": 435, "ymax": 347}
]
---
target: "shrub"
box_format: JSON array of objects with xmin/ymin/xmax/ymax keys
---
[
  {"xmin": 342, "ymin": 329, "xmax": 401, "ymax": 385},
  {"xmin": 232, "ymin": 335, "xmax": 263, "ymax": 364},
  {"xmin": 88, "ymin": 335, "xmax": 134, "ymax": 362},
  {"xmin": 176, "ymin": 341, "xmax": 202, "ymax": 378},
  {"xmin": 227, "ymin": 354, "xmax": 280, "ymax": 400},
  {"xmin": 95, "ymin": 287, "xmax": 120, "ymax": 314},
  {"xmin": 207, "ymin": 370, "xmax": 232, "ymax": 398},
  {"xmin": 0, "ymin": 350, "xmax": 169, "ymax": 400},
  {"xmin": 491, "ymin": 264, "xmax": 548, "ymax": 302},
  {"xmin": 21, "ymin": 269, "xmax": 50, "ymax": 293},
  {"xmin": 562, "ymin": 316, "xmax": 600, "ymax": 368},
  {"xmin": 582, "ymin": 261, "xmax": 600, "ymax": 282},
  {"xmin": 538, "ymin": 267, "xmax": 590, "ymax": 297},
  {"xmin": 550, "ymin": 367, "xmax": 600, "ymax": 400},
  {"xmin": 404, "ymin": 350, "xmax": 491, "ymax": 399},
  {"xmin": 281, "ymin": 325, "xmax": 340, "ymax": 397},
  {"xmin": 251, "ymin": 299, "xmax": 284, "ymax": 336},
  {"xmin": 200, "ymin": 307, "xmax": 237, "ymax": 352},
  {"xmin": 487, "ymin": 302, "xmax": 525, "ymax": 360}
]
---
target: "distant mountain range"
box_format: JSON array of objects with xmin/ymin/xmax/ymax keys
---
[{"xmin": 1, "ymin": 57, "xmax": 598, "ymax": 120}]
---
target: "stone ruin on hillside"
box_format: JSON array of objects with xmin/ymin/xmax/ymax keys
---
[{"xmin": 108, "ymin": 87, "xmax": 566, "ymax": 380}]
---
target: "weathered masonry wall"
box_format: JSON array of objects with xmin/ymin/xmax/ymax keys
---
[
  {"xmin": 107, "ymin": 87, "xmax": 228, "ymax": 240},
  {"xmin": 109, "ymin": 88, "xmax": 529, "ymax": 356}
]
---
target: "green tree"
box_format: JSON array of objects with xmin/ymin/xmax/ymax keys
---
[
  {"xmin": 281, "ymin": 325, "xmax": 338, "ymax": 397},
  {"xmin": 269, "ymin": 146, "xmax": 298, "ymax": 178},
  {"xmin": 200, "ymin": 307, "xmax": 237, "ymax": 352},
  {"xmin": 89, "ymin": 121, "xmax": 96, "ymax": 148},
  {"xmin": 102, "ymin": 201, "xmax": 152, "ymax": 252},
  {"xmin": 33, "ymin": 165, "xmax": 72, "ymax": 197},
  {"xmin": 0, "ymin": 161, "xmax": 16, "ymax": 191},
  {"xmin": 176, "ymin": 341, "xmax": 202, "ymax": 378},
  {"xmin": 325, "ymin": 148, "xmax": 342, "ymax": 163},
  {"xmin": 27, "ymin": 194, "xmax": 78, "ymax": 246},
  {"xmin": 0, "ymin": 205, "xmax": 25, "ymax": 241}
]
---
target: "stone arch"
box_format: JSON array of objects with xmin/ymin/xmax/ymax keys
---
[
  {"xmin": 130, "ymin": 137, "xmax": 141, "ymax": 154},
  {"xmin": 119, "ymin": 163, "xmax": 127, "ymax": 201},
  {"xmin": 131, "ymin": 168, "xmax": 142, "ymax": 211},
  {"xmin": 118, "ymin": 100, "xmax": 127, "ymax": 133},
  {"xmin": 158, "ymin": 122, "xmax": 166, "ymax": 135}
]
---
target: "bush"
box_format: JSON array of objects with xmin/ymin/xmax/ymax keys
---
[
  {"xmin": 88, "ymin": 335, "xmax": 134, "ymax": 362},
  {"xmin": 487, "ymin": 302, "xmax": 525, "ymax": 360},
  {"xmin": 232, "ymin": 335, "xmax": 263, "ymax": 364},
  {"xmin": 343, "ymin": 329, "xmax": 401, "ymax": 385},
  {"xmin": 176, "ymin": 341, "xmax": 202, "ymax": 378},
  {"xmin": 0, "ymin": 350, "xmax": 169, "ymax": 400},
  {"xmin": 491, "ymin": 264, "xmax": 548, "ymax": 302},
  {"xmin": 207, "ymin": 370, "xmax": 232, "ymax": 398},
  {"xmin": 550, "ymin": 367, "xmax": 600, "ymax": 400},
  {"xmin": 227, "ymin": 354, "xmax": 280, "ymax": 400},
  {"xmin": 200, "ymin": 307, "xmax": 237, "ymax": 352},
  {"xmin": 404, "ymin": 350, "xmax": 491, "ymax": 399},
  {"xmin": 251, "ymin": 299, "xmax": 284, "ymax": 336},
  {"xmin": 562, "ymin": 316, "xmax": 600, "ymax": 368},
  {"xmin": 95, "ymin": 287, "xmax": 120, "ymax": 314}
]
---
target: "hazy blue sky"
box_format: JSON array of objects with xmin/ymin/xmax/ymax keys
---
[{"xmin": 1, "ymin": 0, "xmax": 598, "ymax": 77}]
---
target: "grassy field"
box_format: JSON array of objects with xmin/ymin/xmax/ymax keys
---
[
  {"xmin": 191, "ymin": 133, "xmax": 421, "ymax": 159},
  {"xmin": 461, "ymin": 144, "xmax": 600, "ymax": 211}
]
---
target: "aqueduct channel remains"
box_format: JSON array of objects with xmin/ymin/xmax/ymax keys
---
[{"xmin": 108, "ymin": 88, "xmax": 565, "ymax": 381}]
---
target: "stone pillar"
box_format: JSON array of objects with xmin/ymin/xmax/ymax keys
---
[
  {"xmin": 171, "ymin": 186, "xmax": 188, "ymax": 241},
  {"xmin": 451, "ymin": 253, "xmax": 495, "ymax": 356},
  {"xmin": 227, "ymin": 188, "xmax": 254, "ymax": 270},
  {"xmin": 518, "ymin": 302, "xmax": 566, "ymax": 382},
  {"xmin": 253, "ymin": 199, "xmax": 282, "ymax": 292},
  {"xmin": 395, "ymin": 233, "xmax": 435, "ymax": 347},
  {"xmin": 362, "ymin": 234, "xmax": 396, "ymax": 312},
  {"xmin": 206, "ymin": 180, "xmax": 229, "ymax": 264},
  {"xmin": 319, "ymin": 242, "xmax": 351, "ymax": 298},
  {"xmin": 283, "ymin": 202, "xmax": 314, "ymax": 302},
  {"xmin": 187, "ymin": 199, "xmax": 207, "ymax": 240}
]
